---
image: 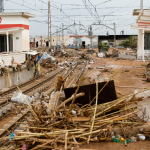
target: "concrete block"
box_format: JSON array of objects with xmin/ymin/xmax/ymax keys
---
[
  {"xmin": 1, "ymin": 107, "xmax": 8, "ymax": 113},
  {"xmin": 8, "ymin": 121, "xmax": 14, "ymax": 125},
  {"xmin": 0, "ymin": 110, "xmax": 3, "ymax": 117},
  {"xmin": 0, "ymin": 129, "xmax": 4, "ymax": 133},
  {"xmin": 17, "ymin": 114, "xmax": 22, "ymax": 118},
  {"xmin": 3, "ymin": 124, "xmax": 10, "ymax": 129},
  {"xmin": 13, "ymin": 117, "xmax": 19, "ymax": 121}
]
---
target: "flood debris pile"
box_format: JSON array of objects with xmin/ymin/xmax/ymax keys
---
[
  {"xmin": 51, "ymin": 49, "xmax": 77, "ymax": 58},
  {"xmin": 40, "ymin": 52, "xmax": 56, "ymax": 69},
  {"xmin": 1, "ymin": 77, "xmax": 150, "ymax": 150}
]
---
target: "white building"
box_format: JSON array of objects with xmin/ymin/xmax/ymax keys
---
[
  {"xmin": 35, "ymin": 35, "xmax": 70, "ymax": 47},
  {"xmin": 66, "ymin": 36, "xmax": 98, "ymax": 48},
  {"xmin": 66, "ymin": 37, "xmax": 76, "ymax": 46},
  {"xmin": 131, "ymin": 9, "xmax": 150, "ymax": 60},
  {"xmin": 0, "ymin": 12, "xmax": 35, "ymax": 66},
  {"xmin": 0, "ymin": 12, "xmax": 34, "ymax": 52}
]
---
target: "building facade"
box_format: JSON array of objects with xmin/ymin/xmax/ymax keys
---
[
  {"xmin": 34, "ymin": 35, "xmax": 70, "ymax": 47},
  {"xmin": 98, "ymin": 35, "xmax": 137, "ymax": 46},
  {"xmin": 131, "ymin": 9, "xmax": 150, "ymax": 60},
  {"xmin": 66, "ymin": 36, "xmax": 98, "ymax": 49},
  {"xmin": 0, "ymin": 12, "xmax": 35, "ymax": 66},
  {"xmin": 0, "ymin": 12, "xmax": 34, "ymax": 52}
]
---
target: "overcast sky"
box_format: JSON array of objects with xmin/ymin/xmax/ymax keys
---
[{"xmin": 4, "ymin": 0, "xmax": 150, "ymax": 37}]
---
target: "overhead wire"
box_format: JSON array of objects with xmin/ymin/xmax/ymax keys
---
[
  {"xmin": 6, "ymin": 0, "xmax": 139, "ymax": 36},
  {"xmin": 6, "ymin": 0, "xmax": 71, "ymax": 25}
]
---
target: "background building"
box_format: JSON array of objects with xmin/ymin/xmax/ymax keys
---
[
  {"xmin": 66, "ymin": 35, "xmax": 98, "ymax": 49},
  {"xmin": 98, "ymin": 35, "xmax": 138, "ymax": 46},
  {"xmin": 34, "ymin": 35, "xmax": 70, "ymax": 47}
]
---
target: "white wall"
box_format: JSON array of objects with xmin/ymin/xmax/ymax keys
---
[
  {"xmin": 66, "ymin": 36, "xmax": 98, "ymax": 47},
  {"xmin": 137, "ymin": 29, "xmax": 144, "ymax": 59},
  {"xmin": 0, "ymin": 53, "xmax": 26, "ymax": 66},
  {"xmin": 66, "ymin": 37, "xmax": 76, "ymax": 45},
  {"xmin": 35, "ymin": 35, "xmax": 70, "ymax": 47},
  {"xmin": 22, "ymin": 30, "xmax": 30, "ymax": 51},
  {"xmin": 21, "ymin": 17, "xmax": 29, "ymax": 25},
  {"xmin": 1, "ymin": 16, "xmax": 22, "ymax": 24},
  {"xmin": 0, "ymin": 67, "xmax": 34, "ymax": 90},
  {"xmin": 81, "ymin": 37, "xmax": 90, "ymax": 45},
  {"xmin": 0, "ymin": 15, "xmax": 30, "ymax": 52},
  {"xmin": 92, "ymin": 36, "xmax": 98, "ymax": 46},
  {"xmin": 13, "ymin": 30, "xmax": 22, "ymax": 52},
  {"xmin": 0, "ymin": 16, "xmax": 29, "ymax": 25}
]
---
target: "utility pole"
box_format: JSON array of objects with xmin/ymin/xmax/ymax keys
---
[
  {"xmin": 0, "ymin": 0, "xmax": 4, "ymax": 12},
  {"xmin": 40, "ymin": 36, "xmax": 42, "ymax": 47},
  {"xmin": 62, "ymin": 23, "xmax": 64, "ymax": 49},
  {"xmin": 114, "ymin": 22, "xmax": 116, "ymax": 48},
  {"xmin": 75, "ymin": 29, "xmax": 78, "ymax": 49},
  {"xmin": 59, "ymin": 33, "xmax": 60, "ymax": 46},
  {"xmin": 88, "ymin": 25, "xmax": 93, "ymax": 49},
  {"xmin": 48, "ymin": 1, "xmax": 52, "ymax": 49},
  {"xmin": 140, "ymin": 0, "xmax": 143, "ymax": 9},
  {"xmin": 56, "ymin": 29, "xmax": 58, "ymax": 46}
]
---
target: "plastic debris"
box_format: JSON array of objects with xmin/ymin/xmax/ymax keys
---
[
  {"xmin": 137, "ymin": 134, "xmax": 146, "ymax": 140},
  {"xmin": 11, "ymin": 92, "xmax": 35, "ymax": 105}
]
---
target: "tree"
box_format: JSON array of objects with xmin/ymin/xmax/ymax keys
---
[
  {"xmin": 119, "ymin": 36, "xmax": 137, "ymax": 48},
  {"xmin": 98, "ymin": 42, "xmax": 110, "ymax": 53}
]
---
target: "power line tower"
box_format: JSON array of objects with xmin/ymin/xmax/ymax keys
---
[
  {"xmin": 0, "ymin": 0, "xmax": 4, "ymax": 12},
  {"xmin": 56, "ymin": 29, "xmax": 58, "ymax": 46},
  {"xmin": 48, "ymin": 1, "xmax": 52, "ymax": 48},
  {"xmin": 40, "ymin": 36, "xmax": 42, "ymax": 47},
  {"xmin": 88, "ymin": 25, "xmax": 93, "ymax": 49},
  {"xmin": 62, "ymin": 23, "xmax": 64, "ymax": 49},
  {"xmin": 114, "ymin": 22, "xmax": 116, "ymax": 48},
  {"xmin": 140, "ymin": 0, "xmax": 143, "ymax": 9},
  {"xmin": 59, "ymin": 33, "xmax": 60, "ymax": 46},
  {"xmin": 75, "ymin": 29, "xmax": 78, "ymax": 49}
]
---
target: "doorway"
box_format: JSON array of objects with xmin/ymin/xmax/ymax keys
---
[
  {"xmin": 0, "ymin": 34, "xmax": 13, "ymax": 52},
  {"xmin": 36, "ymin": 41, "xmax": 38, "ymax": 47},
  {"xmin": 145, "ymin": 33, "xmax": 150, "ymax": 49},
  {"xmin": 82, "ymin": 41, "xmax": 85, "ymax": 49},
  {"xmin": 46, "ymin": 41, "xmax": 48, "ymax": 47}
]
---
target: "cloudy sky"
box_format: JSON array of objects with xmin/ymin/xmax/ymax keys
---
[{"xmin": 4, "ymin": 0, "xmax": 150, "ymax": 37}]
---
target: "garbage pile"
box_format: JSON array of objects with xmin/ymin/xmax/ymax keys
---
[
  {"xmin": 2, "ymin": 77, "xmax": 150, "ymax": 149},
  {"xmin": 40, "ymin": 52, "xmax": 56, "ymax": 68}
]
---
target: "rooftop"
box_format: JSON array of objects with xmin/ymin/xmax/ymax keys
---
[{"xmin": 0, "ymin": 12, "xmax": 35, "ymax": 18}]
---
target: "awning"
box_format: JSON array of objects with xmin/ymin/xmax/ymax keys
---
[
  {"xmin": 22, "ymin": 51, "xmax": 39, "ymax": 55},
  {"xmin": 0, "ymin": 27, "xmax": 24, "ymax": 34}
]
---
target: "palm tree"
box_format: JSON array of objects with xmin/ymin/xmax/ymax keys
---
[
  {"xmin": 98, "ymin": 42, "xmax": 110, "ymax": 53},
  {"xmin": 102, "ymin": 42, "xmax": 110, "ymax": 52}
]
